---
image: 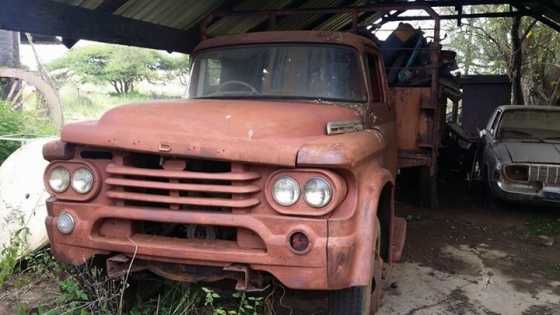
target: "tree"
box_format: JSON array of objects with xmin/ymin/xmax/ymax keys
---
[
  {"xmin": 49, "ymin": 44, "xmax": 180, "ymax": 94},
  {"xmin": 443, "ymin": 5, "xmax": 560, "ymax": 105}
]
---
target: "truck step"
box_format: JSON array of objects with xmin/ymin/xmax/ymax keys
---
[{"xmin": 391, "ymin": 217, "xmax": 407, "ymax": 263}]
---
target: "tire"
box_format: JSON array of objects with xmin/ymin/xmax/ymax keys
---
[{"xmin": 328, "ymin": 220, "xmax": 384, "ymax": 315}]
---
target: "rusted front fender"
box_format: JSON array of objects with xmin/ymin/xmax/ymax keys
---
[
  {"xmin": 297, "ymin": 130, "xmax": 385, "ymax": 168},
  {"xmin": 326, "ymin": 164, "xmax": 393, "ymax": 289}
]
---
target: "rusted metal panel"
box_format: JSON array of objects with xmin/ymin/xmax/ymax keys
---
[
  {"xmin": 60, "ymin": 99, "xmax": 362, "ymax": 167},
  {"xmin": 392, "ymin": 87, "xmax": 431, "ymax": 151}
]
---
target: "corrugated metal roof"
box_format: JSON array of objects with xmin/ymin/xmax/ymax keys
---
[
  {"xmin": 53, "ymin": 0, "xmax": 396, "ymax": 34},
  {"xmin": 207, "ymin": 0, "xmax": 294, "ymax": 36},
  {"xmin": 50, "ymin": 0, "xmax": 560, "ymax": 49}
]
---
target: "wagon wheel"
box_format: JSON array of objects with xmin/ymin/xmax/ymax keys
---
[{"xmin": 0, "ymin": 67, "xmax": 64, "ymax": 129}]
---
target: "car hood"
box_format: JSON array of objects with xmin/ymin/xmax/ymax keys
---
[
  {"xmin": 502, "ymin": 141, "xmax": 560, "ymax": 164},
  {"xmin": 61, "ymin": 99, "xmax": 375, "ymax": 167}
]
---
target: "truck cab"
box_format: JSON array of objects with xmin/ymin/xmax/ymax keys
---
[{"xmin": 43, "ymin": 31, "xmax": 406, "ymax": 315}]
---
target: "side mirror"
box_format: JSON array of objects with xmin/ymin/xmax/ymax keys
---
[{"xmin": 479, "ymin": 129, "xmax": 487, "ymax": 138}]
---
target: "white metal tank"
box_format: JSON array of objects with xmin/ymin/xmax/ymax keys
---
[{"xmin": 0, "ymin": 138, "xmax": 53, "ymax": 256}]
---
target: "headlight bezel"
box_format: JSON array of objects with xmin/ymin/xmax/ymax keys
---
[
  {"xmin": 44, "ymin": 161, "xmax": 100, "ymax": 201},
  {"xmin": 265, "ymin": 169, "xmax": 346, "ymax": 217},
  {"xmin": 503, "ymin": 164, "xmax": 530, "ymax": 182}
]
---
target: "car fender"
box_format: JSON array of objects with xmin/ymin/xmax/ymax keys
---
[{"xmin": 326, "ymin": 164, "xmax": 393, "ymax": 288}]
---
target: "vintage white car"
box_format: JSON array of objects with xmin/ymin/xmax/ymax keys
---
[{"xmin": 479, "ymin": 105, "xmax": 560, "ymax": 205}]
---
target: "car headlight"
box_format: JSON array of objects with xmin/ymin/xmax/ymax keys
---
[
  {"xmin": 272, "ymin": 176, "xmax": 300, "ymax": 206},
  {"xmin": 48, "ymin": 167, "xmax": 71, "ymax": 192},
  {"xmin": 504, "ymin": 165, "xmax": 529, "ymax": 182},
  {"xmin": 303, "ymin": 177, "xmax": 332, "ymax": 208},
  {"xmin": 71, "ymin": 168, "xmax": 94, "ymax": 194}
]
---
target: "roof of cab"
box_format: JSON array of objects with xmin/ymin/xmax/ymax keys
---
[{"xmin": 193, "ymin": 30, "xmax": 377, "ymax": 53}]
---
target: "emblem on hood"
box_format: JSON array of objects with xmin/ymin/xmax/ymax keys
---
[
  {"xmin": 326, "ymin": 120, "xmax": 364, "ymax": 135},
  {"xmin": 158, "ymin": 143, "xmax": 172, "ymax": 152}
]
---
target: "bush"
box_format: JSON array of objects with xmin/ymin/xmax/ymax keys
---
[{"xmin": 0, "ymin": 101, "xmax": 56, "ymax": 162}]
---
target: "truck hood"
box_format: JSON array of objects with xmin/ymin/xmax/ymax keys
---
[
  {"xmin": 502, "ymin": 142, "xmax": 560, "ymax": 164},
  {"xmin": 61, "ymin": 99, "xmax": 376, "ymax": 167}
]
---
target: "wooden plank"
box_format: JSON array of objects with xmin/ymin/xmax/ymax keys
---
[{"xmin": 0, "ymin": 0, "xmax": 200, "ymax": 53}]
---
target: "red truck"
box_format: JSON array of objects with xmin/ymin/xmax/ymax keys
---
[{"xmin": 43, "ymin": 27, "xmax": 450, "ymax": 314}]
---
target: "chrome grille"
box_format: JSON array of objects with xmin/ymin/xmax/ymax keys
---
[{"xmin": 528, "ymin": 165, "xmax": 560, "ymax": 185}]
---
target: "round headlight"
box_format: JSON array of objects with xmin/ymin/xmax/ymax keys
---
[
  {"xmin": 304, "ymin": 177, "xmax": 332, "ymax": 208},
  {"xmin": 71, "ymin": 168, "xmax": 94, "ymax": 194},
  {"xmin": 48, "ymin": 167, "xmax": 70, "ymax": 193},
  {"xmin": 56, "ymin": 212, "xmax": 75, "ymax": 234},
  {"xmin": 272, "ymin": 176, "xmax": 300, "ymax": 206}
]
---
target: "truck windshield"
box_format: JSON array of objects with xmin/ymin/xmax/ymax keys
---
[
  {"xmin": 498, "ymin": 109, "xmax": 560, "ymax": 140},
  {"xmin": 190, "ymin": 44, "xmax": 367, "ymax": 102}
]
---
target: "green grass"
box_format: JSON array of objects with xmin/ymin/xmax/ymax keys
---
[
  {"xmin": 3, "ymin": 246, "xmax": 267, "ymax": 315},
  {"xmin": 545, "ymin": 263, "xmax": 560, "ymax": 279},
  {"xmin": 527, "ymin": 216, "xmax": 560, "ymax": 237},
  {"xmin": 60, "ymin": 85, "xmax": 175, "ymax": 122},
  {"xmin": 0, "ymin": 100, "xmax": 56, "ymax": 162}
]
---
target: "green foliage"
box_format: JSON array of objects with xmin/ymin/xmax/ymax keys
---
[
  {"xmin": 231, "ymin": 291, "xmax": 264, "ymax": 315},
  {"xmin": 0, "ymin": 215, "xmax": 29, "ymax": 286},
  {"xmin": 130, "ymin": 283, "xmax": 204, "ymax": 315},
  {"xmin": 0, "ymin": 101, "xmax": 56, "ymax": 161},
  {"xmin": 49, "ymin": 44, "xmax": 189, "ymax": 95},
  {"xmin": 60, "ymin": 85, "xmax": 155, "ymax": 121},
  {"xmin": 202, "ymin": 287, "xmax": 264, "ymax": 315},
  {"xmin": 8, "ymin": 255, "xmax": 266, "ymax": 315},
  {"xmin": 527, "ymin": 216, "xmax": 560, "ymax": 236},
  {"xmin": 0, "ymin": 101, "xmax": 24, "ymax": 161},
  {"xmin": 545, "ymin": 263, "xmax": 560, "ymax": 279},
  {"xmin": 443, "ymin": 5, "xmax": 560, "ymax": 104},
  {"xmin": 163, "ymin": 55, "xmax": 191, "ymax": 86}
]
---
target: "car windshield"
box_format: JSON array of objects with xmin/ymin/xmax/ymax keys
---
[
  {"xmin": 189, "ymin": 44, "xmax": 367, "ymax": 103},
  {"xmin": 498, "ymin": 109, "xmax": 560, "ymax": 140}
]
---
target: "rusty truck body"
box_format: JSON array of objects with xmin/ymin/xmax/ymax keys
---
[{"xmin": 42, "ymin": 29, "xmax": 448, "ymax": 314}]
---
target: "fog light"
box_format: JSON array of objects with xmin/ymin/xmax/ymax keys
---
[
  {"xmin": 56, "ymin": 212, "xmax": 75, "ymax": 234},
  {"xmin": 289, "ymin": 232, "xmax": 310, "ymax": 254}
]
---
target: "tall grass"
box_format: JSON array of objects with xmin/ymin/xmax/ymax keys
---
[
  {"xmin": 60, "ymin": 85, "xmax": 174, "ymax": 122},
  {"xmin": 0, "ymin": 101, "xmax": 56, "ymax": 162}
]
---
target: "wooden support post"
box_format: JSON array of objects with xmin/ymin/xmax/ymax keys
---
[{"xmin": 511, "ymin": 15, "xmax": 524, "ymax": 105}]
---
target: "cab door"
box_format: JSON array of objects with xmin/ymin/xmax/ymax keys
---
[{"xmin": 364, "ymin": 48, "xmax": 396, "ymax": 174}]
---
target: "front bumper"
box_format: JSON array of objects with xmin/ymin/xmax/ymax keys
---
[
  {"xmin": 46, "ymin": 199, "xmax": 341, "ymax": 290},
  {"xmin": 490, "ymin": 178, "xmax": 560, "ymax": 206}
]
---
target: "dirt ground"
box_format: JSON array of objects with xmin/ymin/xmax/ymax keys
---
[{"xmin": 379, "ymin": 201, "xmax": 560, "ymax": 315}]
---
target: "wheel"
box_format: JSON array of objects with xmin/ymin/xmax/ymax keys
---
[{"xmin": 328, "ymin": 220, "xmax": 384, "ymax": 315}]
